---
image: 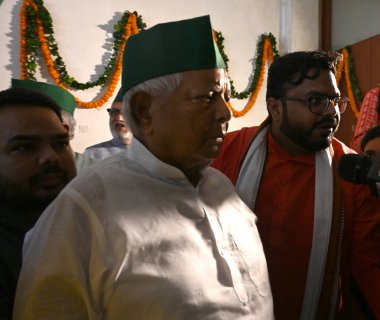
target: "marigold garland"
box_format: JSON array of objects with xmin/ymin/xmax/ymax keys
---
[
  {"xmin": 227, "ymin": 37, "xmax": 273, "ymax": 117},
  {"xmin": 79, "ymin": 15, "xmax": 140, "ymax": 108},
  {"xmin": 336, "ymin": 57, "xmax": 344, "ymax": 84},
  {"xmin": 20, "ymin": 0, "xmax": 144, "ymax": 108},
  {"xmin": 21, "ymin": 0, "xmax": 145, "ymax": 89},
  {"xmin": 20, "ymin": 1, "xmax": 40, "ymax": 80},
  {"xmin": 20, "ymin": 3, "xmax": 28, "ymax": 79},
  {"xmin": 215, "ymin": 32, "xmax": 279, "ymax": 117},
  {"xmin": 340, "ymin": 48, "xmax": 361, "ymax": 117},
  {"xmin": 74, "ymin": 15, "xmax": 137, "ymax": 108},
  {"xmin": 19, "ymin": 1, "xmax": 365, "ymax": 113}
]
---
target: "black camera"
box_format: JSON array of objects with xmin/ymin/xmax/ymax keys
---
[{"xmin": 338, "ymin": 151, "xmax": 380, "ymax": 197}]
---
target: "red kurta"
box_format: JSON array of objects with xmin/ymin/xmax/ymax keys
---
[
  {"xmin": 255, "ymin": 132, "xmax": 315, "ymax": 317},
  {"xmin": 212, "ymin": 125, "xmax": 380, "ymax": 319}
]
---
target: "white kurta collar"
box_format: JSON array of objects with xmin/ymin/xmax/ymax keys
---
[{"xmin": 126, "ymin": 138, "xmax": 204, "ymax": 188}]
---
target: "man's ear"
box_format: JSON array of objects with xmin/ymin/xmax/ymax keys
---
[
  {"xmin": 267, "ymin": 98, "xmax": 282, "ymax": 123},
  {"xmin": 129, "ymin": 91, "xmax": 153, "ymax": 133},
  {"xmin": 62, "ymin": 123, "xmax": 70, "ymax": 133}
]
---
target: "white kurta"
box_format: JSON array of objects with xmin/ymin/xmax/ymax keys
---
[
  {"xmin": 14, "ymin": 139, "xmax": 273, "ymax": 320},
  {"xmin": 83, "ymin": 138, "xmax": 128, "ymax": 160}
]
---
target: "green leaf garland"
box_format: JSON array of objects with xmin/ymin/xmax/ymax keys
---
[{"xmin": 23, "ymin": 0, "xmax": 146, "ymax": 90}]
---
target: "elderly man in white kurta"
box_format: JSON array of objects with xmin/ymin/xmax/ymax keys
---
[{"xmin": 14, "ymin": 15, "xmax": 274, "ymax": 319}]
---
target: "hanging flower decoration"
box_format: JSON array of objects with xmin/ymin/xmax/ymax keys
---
[
  {"xmin": 20, "ymin": 1, "xmax": 40, "ymax": 80},
  {"xmin": 19, "ymin": 0, "xmax": 364, "ymax": 113},
  {"xmin": 336, "ymin": 47, "xmax": 363, "ymax": 118},
  {"xmin": 214, "ymin": 32, "xmax": 279, "ymax": 117},
  {"xmin": 335, "ymin": 56, "xmax": 344, "ymax": 84},
  {"xmin": 20, "ymin": 0, "xmax": 145, "ymax": 108},
  {"xmin": 73, "ymin": 14, "xmax": 139, "ymax": 108}
]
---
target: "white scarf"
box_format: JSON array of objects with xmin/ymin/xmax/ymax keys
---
[{"xmin": 236, "ymin": 126, "xmax": 333, "ymax": 320}]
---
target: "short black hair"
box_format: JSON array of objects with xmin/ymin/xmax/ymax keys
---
[
  {"xmin": 360, "ymin": 125, "xmax": 380, "ymax": 151},
  {"xmin": 0, "ymin": 87, "xmax": 63, "ymax": 122},
  {"xmin": 266, "ymin": 50, "xmax": 342, "ymax": 100}
]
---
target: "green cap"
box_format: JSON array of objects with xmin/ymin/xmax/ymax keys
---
[
  {"xmin": 113, "ymin": 88, "xmax": 124, "ymax": 103},
  {"xmin": 121, "ymin": 15, "xmax": 226, "ymax": 94},
  {"xmin": 11, "ymin": 79, "xmax": 77, "ymax": 115}
]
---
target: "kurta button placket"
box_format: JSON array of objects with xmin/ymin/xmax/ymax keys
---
[{"xmin": 202, "ymin": 205, "xmax": 249, "ymax": 305}]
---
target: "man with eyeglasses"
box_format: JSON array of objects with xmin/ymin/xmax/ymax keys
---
[
  {"xmin": 84, "ymin": 91, "xmax": 133, "ymax": 160},
  {"xmin": 213, "ymin": 51, "xmax": 380, "ymax": 319}
]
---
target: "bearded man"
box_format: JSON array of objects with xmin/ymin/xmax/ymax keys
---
[{"xmin": 213, "ymin": 51, "xmax": 380, "ymax": 319}]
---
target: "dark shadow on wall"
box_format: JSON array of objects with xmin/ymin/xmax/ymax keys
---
[
  {"xmin": 95, "ymin": 11, "xmax": 124, "ymax": 80},
  {"xmin": 5, "ymin": 0, "xmax": 23, "ymax": 87}
]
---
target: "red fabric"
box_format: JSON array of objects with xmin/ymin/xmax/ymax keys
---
[
  {"xmin": 350, "ymin": 87, "xmax": 380, "ymax": 152},
  {"xmin": 255, "ymin": 132, "xmax": 315, "ymax": 317},
  {"xmin": 212, "ymin": 126, "xmax": 380, "ymax": 319},
  {"xmin": 212, "ymin": 126, "xmax": 258, "ymax": 184}
]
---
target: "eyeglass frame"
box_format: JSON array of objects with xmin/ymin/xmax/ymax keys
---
[{"xmin": 278, "ymin": 95, "xmax": 350, "ymax": 115}]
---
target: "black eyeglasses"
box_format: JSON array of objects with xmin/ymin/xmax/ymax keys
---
[
  {"xmin": 107, "ymin": 108, "xmax": 122, "ymax": 116},
  {"xmin": 280, "ymin": 96, "xmax": 349, "ymax": 115}
]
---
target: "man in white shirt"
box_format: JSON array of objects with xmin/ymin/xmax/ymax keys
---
[
  {"xmin": 84, "ymin": 91, "xmax": 133, "ymax": 160},
  {"xmin": 14, "ymin": 15, "xmax": 274, "ymax": 320}
]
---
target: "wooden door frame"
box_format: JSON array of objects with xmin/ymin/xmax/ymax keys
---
[{"xmin": 320, "ymin": 0, "xmax": 332, "ymax": 51}]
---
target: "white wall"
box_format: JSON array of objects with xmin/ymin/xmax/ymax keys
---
[
  {"xmin": 332, "ymin": 0, "xmax": 380, "ymax": 50},
  {"xmin": 0, "ymin": 0, "xmax": 319, "ymax": 152}
]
